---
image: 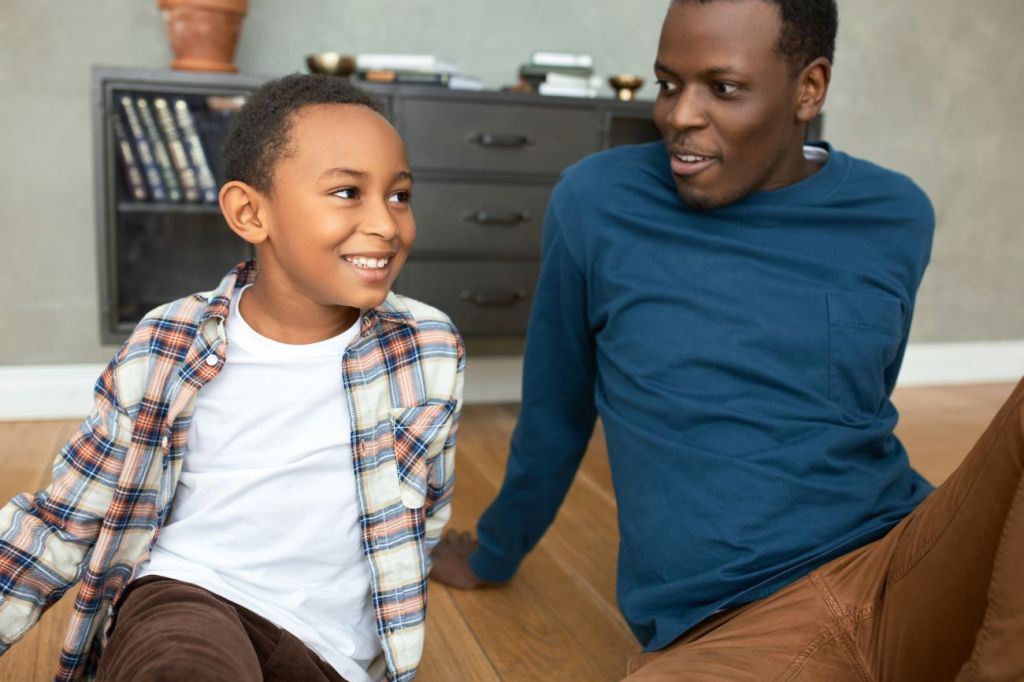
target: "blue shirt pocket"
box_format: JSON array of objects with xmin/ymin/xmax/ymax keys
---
[{"xmin": 827, "ymin": 291, "xmax": 906, "ymax": 416}]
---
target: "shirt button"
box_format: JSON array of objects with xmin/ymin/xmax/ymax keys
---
[
  {"xmin": 161, "ymin": 436, "xmax": 169, "ymax": 449},
  {"xmin": 205, "ymin": 354, "xmax": 219, "ymax": 366}
]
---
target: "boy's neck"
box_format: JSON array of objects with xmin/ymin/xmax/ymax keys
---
[{"xmin": 238, "ymin": 281, "xmax": 361, "ymax": 345}]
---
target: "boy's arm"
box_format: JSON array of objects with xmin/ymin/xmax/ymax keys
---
[
  {"xmin": 0, "ymin": 357, "xmax": 131, "ymax": 654},
  {"xmin": 422, "ymin": 334, "xmax": 465, "ymax": 559}
]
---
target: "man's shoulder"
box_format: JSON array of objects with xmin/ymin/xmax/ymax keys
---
[
  {"xmin": 834, "ymin": 149, "xmax": 934, "ymax": 221},
  {"xmin": 552, "ymin": 141, "xmax": 672, "ymax": 221},
  {"xmin": 562, "ymin": 141, "xmax": 666, "ymax": 184}
]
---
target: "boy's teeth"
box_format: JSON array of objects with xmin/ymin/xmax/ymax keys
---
[
  {"xmin": 344, "ymin": 256, "xmax": 390, "ymax": 269},
  {"xmin": 677, "ymin": 154, "xmax": 709, "ymax": 163}
]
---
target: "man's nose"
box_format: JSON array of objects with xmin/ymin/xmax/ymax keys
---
[{"xmin": 666, "ymin": 87, "xmax": 708, "ymax": 131}]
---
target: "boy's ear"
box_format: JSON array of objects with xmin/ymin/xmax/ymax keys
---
[{"xmin": 219, "ymin": 180, "xmax": 268, "ymax": 245}]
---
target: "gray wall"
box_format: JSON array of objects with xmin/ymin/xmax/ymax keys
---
[{"xmin": 1, "ymin": 0, "xmax": 1021, "ymax": 365}]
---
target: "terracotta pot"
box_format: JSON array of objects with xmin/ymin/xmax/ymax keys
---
[{"xmin": 158, "ymin": 0, "xmax": 249, "ymax": 73}]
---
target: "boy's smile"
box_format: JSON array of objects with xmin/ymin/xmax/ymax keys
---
[{"xmin": 223, "ymin": 103, "xmax": 416, "ymax": 343}]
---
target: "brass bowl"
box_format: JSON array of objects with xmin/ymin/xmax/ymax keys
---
[
  {"xmin": 305, "ymin": 52, "xmax": 356, "ymax": 77},
  {"xmin": 608, "ymin": 74, "xmax": 645, "ymax": 101}
]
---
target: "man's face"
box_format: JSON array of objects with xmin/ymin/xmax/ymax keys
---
[
  {"xmin": 653, "ymin": 0, "xmax": 809, "ymax": 211},
  {"xmin": 260, "ymin": 103, "xmax": 415, "ymax": 311}
]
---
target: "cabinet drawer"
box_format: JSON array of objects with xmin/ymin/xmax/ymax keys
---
[
  {"xmin": 395, "ymin": 261, "xmax": 540, "ymax": 336},
  {"xmin": 411, "ymin": 181, "xmax": 550, "ymax": 257},
  {"xmin": 399, "ymin": 98, "xmax": 598, "ymax": 175}
]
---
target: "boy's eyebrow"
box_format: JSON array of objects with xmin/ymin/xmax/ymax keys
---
[
  {"xmin": 319, "ymin": 167, "xmax": 368, "ymax": 181},
  {"xmin": 318, "ymin": 168, "xmax": 415, "ymax": 183}
]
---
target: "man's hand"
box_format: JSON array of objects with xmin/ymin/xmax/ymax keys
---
[{"xmin": 430, "ymin": 529, "xmax": 500, "ymax": 589}]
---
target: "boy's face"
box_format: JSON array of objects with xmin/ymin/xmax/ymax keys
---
[
  {"xmin": 259, "ymin": 103, "xmax": 415, "ymax": 311},
  {"xmin": 653, "ymin": 0, "xmax": 810, "ymax": 211}
]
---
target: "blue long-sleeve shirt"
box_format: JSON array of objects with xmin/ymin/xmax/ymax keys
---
[{"xmin": 470, "ymin": 141, "xmax": 936, "ymax": 651}]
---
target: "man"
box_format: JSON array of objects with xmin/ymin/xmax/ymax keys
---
[{"xmin": 432, "ymin": 1, "xmax": 1024, "ymax": 680}]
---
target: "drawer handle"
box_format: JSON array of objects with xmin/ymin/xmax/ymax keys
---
[
  {"xmin": 462, "ymin": 209, "xmax": 531, "ymax": 226},
  {"xmin": 467, "ymin": 132, "xmax": 534, "ymax": 148},
  {"xmin": 460, "ymin": 289, "xmax": 527, "ymax": 306}
]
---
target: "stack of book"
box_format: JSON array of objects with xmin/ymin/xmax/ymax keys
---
[
  {"xmin": 354, "ymin": 54, "xmax": 483, "ymax": 91},
  {"xmin": 114, "ymin": 94, "xmax": 226, "ymax": 205},
  {"xmin": 517, "ymin": 51, "xmax": 600, "ymax": 98}
]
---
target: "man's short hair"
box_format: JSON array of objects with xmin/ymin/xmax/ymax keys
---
[
  {"xmin": 222, "ymin": 74, "xmax": 386, "ymax": 194},
  {"xmin": 674, "ymin": 0, "xmax": 838, "ymax": 73}
]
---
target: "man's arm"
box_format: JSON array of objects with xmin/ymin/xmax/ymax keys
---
[
  {"xmin": 434, "ymin": 189, "xmax": 600, "ymax": 587},
  {"xmin": 0, "ymin": 357, "xmax": 131, "ymax": 654}
]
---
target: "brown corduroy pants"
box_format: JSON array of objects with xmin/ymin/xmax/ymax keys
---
[
  {"xmin": 96, "ymin": 576, "xmax": 350, "ymax": 682},
  {"xmin": 624, "ymin": 377, "xmax": 1024, "ymax": 682}
]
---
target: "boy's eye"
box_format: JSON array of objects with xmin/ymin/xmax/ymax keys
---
[
  {"xmin": 333, "ymin": 187, "xmax": 359, "ymax": 199},
  {"xmin": 388, "ymin": 190, "xmax": 412, "ymax": 204}
]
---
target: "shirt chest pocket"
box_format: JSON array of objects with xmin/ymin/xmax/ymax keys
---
[
  {"xmin": 388, "ymin": 399, "xmax": 457, "ymax": 509},
  {"xmin": 827, "ymin": 291, "xmax": 906, "ymax": 416}
]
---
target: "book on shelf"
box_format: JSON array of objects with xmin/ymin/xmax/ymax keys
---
[
  {"xmin": 356, "ymin": 69, "xmax": 485, "ymax": 91},
  {"xmin": 152, "ymin": 97, "xmax": 202, "ymax": 203},
  {"xmin": 538, "ymin": 82, "xmax": 599, "ymax": 98},
  {"xmin": 519, "ymin": 63, "xmax": 594, "ymax": 80},
  {"xmin": 355, "ymin": 53, "xmax": 459, "ymax": 73},
  {"xmin": 117, "ymin": 96, "xmax": 168, "ymax": 202},
  {"xmin": 530, "ymin": 50, "xmax": 593, "ymax": 69},
  {"xmin": 358, "ymin": 69, "xmax": 452, "ymax": 85},
  {"xmin": 135, "ymin": 98, "xmax": 183, "ymax": 202},
  {"xmin": 448, "ymin": 74, "xmax": 484, "ymax": 91},
  {"xmin": 112, "ymin": 116, "xmax": 148, "ymax": 202},
  {"xmin": 173, "ymin": 98, "xmax": 219, "ymax": 204}
]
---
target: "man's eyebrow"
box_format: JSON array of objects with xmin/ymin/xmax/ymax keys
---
[
  {"xmin": 653, "ymin": 61, "xmax": 742, "ymax": 79},
  {"xmin": 653, "ymin": 61, "xmax": 676, "ymax": 78},
  {"xmin": 395, "ymin": 170, "xmax": 414, "ymax": 183}
]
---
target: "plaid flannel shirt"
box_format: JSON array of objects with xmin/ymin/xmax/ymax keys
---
[{"xmin": 0, "ymin": 261, "xmax": 464, "ymax": 681}]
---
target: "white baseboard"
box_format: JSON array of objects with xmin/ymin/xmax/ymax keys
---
[{"xmin": 2, "ymin": 341, "xmax": 1022, "ymax": 421}]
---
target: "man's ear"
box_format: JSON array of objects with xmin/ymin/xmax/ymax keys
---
[
  {"xmin": 219, "ymin": 180, "xmax": 268, "ymax": 246},
  {"xmin": 795, "ymin": 57, "xmax": 831, "ymax": 124}
]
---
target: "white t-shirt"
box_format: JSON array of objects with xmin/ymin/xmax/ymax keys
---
[{"xmin": 137, "ymin": 285, "xmax": 378, "ymax": 682}]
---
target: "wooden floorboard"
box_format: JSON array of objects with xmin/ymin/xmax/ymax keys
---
[{"xmin": 0, "ymin": 382, "xmax": 1016, "ymax": 681}]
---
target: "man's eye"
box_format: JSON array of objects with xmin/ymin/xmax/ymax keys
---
[
  {"xmin": 656, "ymin": 79, "xmax": 679, "ymax": 95},
  {"xmin": 388, "ymin": 190, "xmax": 412, "ymax": 204},
  {"xmin": 713, "ymin": 82, "xmax": 739, "ymax": 96},
  {"xmin": 333, "ymin": 187, "xmax": 359, "ymax": 199}
]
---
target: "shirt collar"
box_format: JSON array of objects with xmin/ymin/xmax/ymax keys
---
[{"xmin": 198, "ymin": 260, "xmax": 417, "ymax": 337}]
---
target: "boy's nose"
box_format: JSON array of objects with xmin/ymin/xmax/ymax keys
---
[{"xmin": 362, "ymin": 200, "xmax": 401, "ymax": 239}]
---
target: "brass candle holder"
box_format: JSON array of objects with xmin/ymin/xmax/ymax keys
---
[
  {"xmin": 305, "ymin": 52, "xmax": 357, "ymax": 77},
  {"xmin": 608, "ymin": 74, "xmax": 645, "ymax": 102}
]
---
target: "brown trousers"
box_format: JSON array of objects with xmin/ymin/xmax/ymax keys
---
[
  {"xmin": 624, "ymin": 378, "xmax": 1024, "ymax": 682},
  {"xmin": 96, "ymin": 576, "xmax": 349, "ymax": 682}
]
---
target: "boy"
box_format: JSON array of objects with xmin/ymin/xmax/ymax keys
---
[{"xmin": 0, "ymin": 74, "xmax": 464, "ymax": 682}]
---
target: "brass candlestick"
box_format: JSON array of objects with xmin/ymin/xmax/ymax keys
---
[{"xmin": 608, "ymin": 74, "xmax": 644, "ymax": 102}]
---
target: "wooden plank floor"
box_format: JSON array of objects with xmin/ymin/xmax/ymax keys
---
[{"xmin": 0, "ymin": 382, "xmax": 1017, "ymax": 681}]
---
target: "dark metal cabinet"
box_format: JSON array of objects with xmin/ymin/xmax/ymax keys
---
[{"xmin": 92, "ymin": 66, "xmax": 659, "ymax": 346}]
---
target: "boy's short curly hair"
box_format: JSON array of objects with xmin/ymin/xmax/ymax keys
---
[{"xmin": 221, "ymin": 74, "xmax": 386, "ymax": 194}]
